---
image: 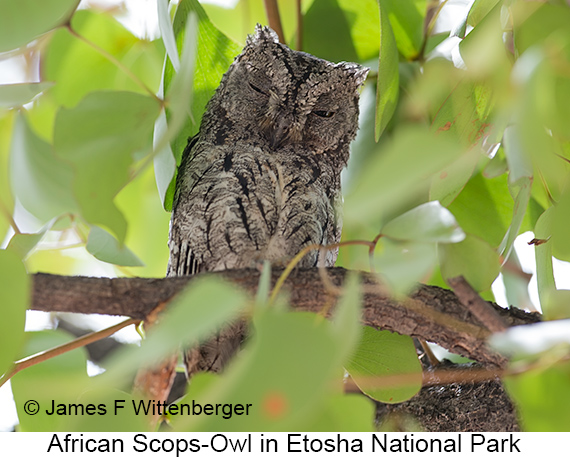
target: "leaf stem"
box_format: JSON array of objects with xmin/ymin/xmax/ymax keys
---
[
  {"xmin": 66, "ymin": 25, "xmax": 163, "ymax": 105},
  {"xmin": 0, "ymin": 318, "xmax": 139, "ymax": 388},
  {"xmin": 295, "ymin": 0, "xmax": 303, "ymax": 50},
  {"xmin": 269, "ymin": 239, "xmax": 375, "ymax": 305},
  {"xmin": 263, "ymin": 0, "xmax": 285, "ymax": 43}
]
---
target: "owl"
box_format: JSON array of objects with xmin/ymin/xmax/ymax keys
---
[{"xmin": 167, "ymin": 25, "xmax": 368, "ymax": 376}]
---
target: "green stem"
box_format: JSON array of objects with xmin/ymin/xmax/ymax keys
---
[{"xmin": 66, "ymin": 25, "xmax": 163, "ymax": 106}]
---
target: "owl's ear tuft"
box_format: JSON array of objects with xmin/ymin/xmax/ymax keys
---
[
  {"xmin": 337, "ymin": 63, "xmax": 369, "ymax": 88},
  {"xmin": 248, "ymin": 24, "xmax": 280, "ymax": 46}
]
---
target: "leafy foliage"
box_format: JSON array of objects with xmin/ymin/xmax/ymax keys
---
[{"xmin": 1, "ymin": 0, "xmax": 570, "ymax": 432}]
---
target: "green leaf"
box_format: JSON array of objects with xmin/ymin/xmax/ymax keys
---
[
  {"xmin": 504, "ymin": 362, "xmax": 570, "ymax": 432},
  {"xmin": 10, "ymin": 114, "xmax": 77, "ymax": 223},
  {"xmin": 103, "ymin": 276, "xmax": 249, "ymax": 382},
  {"xmin": 0, "ymin": 112, "xmax": 15, "ymax": 240},
  {"xmin": 542, "ymin": 290, "xmax": 570, "ymax": 321},
  {"xmin": 345, "ymin": 327, "xmax": 422, "ymax": 404},
  {"xmin": 86, "ymin": 225, "xmax": 144, "ymax": 267},
  {"xmin": 63, "ymin": 388, "xmax": 148, "ymax": 432},
  {"xmin": 44, "ymin": 10, "xmax": 164, "ymax": 108},
  {"xmin": 53, "ymin": 91, "xmax": 161, "ymax": 243},
  {"xmin": 381, "ymin": 201, "xmax": 465, "ymax": 243},
  {"xmin": 306, "ymin": 394, "xmax": 375, "ymax": 432},
  {"xmin": 447, "ymin": 173, "xmax": 513, "ymax": 248},
  {"xmin": 173, "ymin": 311, "xmax": 345, "ymax": 431},
  {"xmin": 551, "ymin": 183, "xmax": 570, "ymax": 262},
  {"xmin": 0, "ymin": 0, "xmax": 79, "ymax": 52},
  {"xmin": 503, "ymin": 125, "xmax": 533, "ymax": 185},
  {"xmin": 0, "ymin": 83, "xmax": 55, "ymax": 109},
  {"xmin": 344, "ymin": 125, "xmax": 462, "ymax": 228},
  {"xmin": 154, "ymin": 11, "xmax": 198, "ymax": 206},
  {"xmin": 161, "ymin": 0, "xmax": 241, "ymax": 211},
  {"xmin": 303, "ymin": 0, "xmax": 359, "ymax": 63},
  {"xmin": 431, "ymin": 81, "xmax": 495, "ymax": 147},
  {"xmin": 6, "ymin": 226, "xmax": 49, "ymax": 259},
  {"xmin": 439, "ymin": 234, "xmax": 500, "ymax": 291},
  {"xmin": 11, "ymin": 330, "xmax": 90, "ymax": 432},
  {"xmin": 302, "ymin": 0, "xmax": 388, "ymax": 64},
  {"xmin": 331, "ymin": 272, "xmax": 363, "ymax": 362},
  {"xmin": 467, "ymin": 0, "xmax": 502, "ymax": 28},
  {"xmin": 375, "ymin": 1, "xmax": 399, "ymax": 140},
  {"xmin": 158, "ymin": 0, "xmax": 180, "ymax": 72},
  {"xmin": 534, "ymin": 208, "xmax": 555, "ymax": 308},
  {"xmin": 382, "ymin": 0, "xmax": 427, "ymax": 60},
  {"xmin": 499, "ymin": 176, "xmax": 532, "ymax": 261},
  {"xmin": 0, "ymin": 250, "xmax": 28, "ymax": 380},
  {"xmin": 430, "ymin": 147, "xmax": 481, "ymax": 206},
  {"xmin": 373, "ymin": 240, "xmax": 437, "ymax": 294}
]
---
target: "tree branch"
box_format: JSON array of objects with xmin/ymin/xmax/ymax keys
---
[{"xmin": 31, "ymin": 268, "xmax": 539, "ymax": 368}]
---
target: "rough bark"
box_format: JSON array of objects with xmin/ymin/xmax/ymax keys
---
[
  {"xmin": 31, "ymin": 267, "xmax": 541, "ymax": 431},
  {"xmin": 31, "ymin": 268, "xmax": 539, "ymax": 368}
]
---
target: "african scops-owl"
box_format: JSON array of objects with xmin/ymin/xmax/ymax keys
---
[{"xmin": 167, "ymin": 25, "xmax": 368, "ymax": 375}]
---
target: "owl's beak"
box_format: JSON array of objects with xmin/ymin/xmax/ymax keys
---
[{"xmin": 270, "ymin": 117, "xmax": 291, "ymax": 149}]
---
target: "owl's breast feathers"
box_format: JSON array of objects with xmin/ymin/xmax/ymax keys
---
[{"xmin": 167, "ymin": 142, "xmax": 341, "ymax": 276}]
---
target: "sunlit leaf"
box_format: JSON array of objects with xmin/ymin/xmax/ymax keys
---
[
  {"xmin": 158, "ymin": 0, "xmax": 180, "ymax": 72},
  {"xmin": 306, "ymin": 394, "xmax": 375, "ymax": 432},
  {"xmin": 173, "ymin": 311, "xmax": 345, "ymax": 431},
  {"xmin": 439, "ymin": 234, "xmax": 500, "ymax": 291},
  {"xmin": 344, "ymin": 126, "xmax": 461, "ymax": 228},
  {"xmin": 161, "ymin": 0, "xmax": 241, "ymax": 210},
  {"xmin": 44, "ymin": 10, "xmax": 163, "ymax": 108},
  {"xmin": 345, "ymin": 327, "xmax": 422, "ymax": 403},
  {"xmin": 375, "ymin": 0, "xmax": 399, "ymax": 140},
  {"xmin": 0, "ymin": 250, "xmax": 28, "ymax": 380},
  {"xmin": 551, "ymin": 184, "xmax": 570, "ymax": 263},
  {"xmin": 154, "ymin": 12, "xmax": 198, "ymax": 206},
  {"xmin": 447, "ymin": 173, "xmax": 513, "ymax": 248},
  {"xmin": 430, "ymin": 147, "xmax": 481, "ymax": 206},
  {"xmin": 6, "ymin": 227, "xmax": 49, "ymax": 260},
  {"xmin": 533, "ymin": 208, "xmax": 555, "ymax": 307},
  {"xmin": 331, "ymin": 272, "xmax": 363, "ymax": 362},
  {"xmin": 11, "ymin": 330, "xmax": 89, "ymax": 432},
  {"xmin": 499, "ymin": 176, "xmax": 532, "ymax": 261},
  {"xmin": 382, "ymin": 0, "xmax": 427, "ymax": 60},
  {"xmin": 0, "ymin": 83, "xmax": 55, "ymax": 109},
  {"xmin": 0, "ymin": 0, "xmax": 79, "ymax": 52},
  {"xmin": 504, "ymin": 362, "xmax": 570, "ymax": 432},
  {"xmin": 10, "ymin": 114, "xmax": 77, "ymax": 223},
  {"xmin": 114, "ymin": 166, "xmax": 170, "ymax": 278},
  {"xmin": 53, "ymin": 91, "xmax": 161, "ymax": 243},
  {"xmin": 86, "ymin": 226, "xmax": 144, "ymax": 267},
  {"xmin": 467, "ymin": 0, "xmax": 502, "ymax": 28},
  {"xmin": 381, "ymin": 201, "xmax": 465, "ymax": 243},
  {"xmin": 303, "ymin": 0, "xmax": 359, "ymax": 62},
  {"xmin": 102, "ymin": 276, "xmax": 249, "ymax": 382},
  {"xmin": 374, "ymin": 240, "xmax": 437, "ymax": 293}
]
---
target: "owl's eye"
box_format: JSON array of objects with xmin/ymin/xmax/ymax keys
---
[
  {"xmin": 313, "ymin": 110, "xmax": 335, "ymax": 118},
  {"xmin": 249, "ymin": 82, "xmax": 267, "ymax": 95}
]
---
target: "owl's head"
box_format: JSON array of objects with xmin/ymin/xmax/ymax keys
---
[{"xmin": 205, "ymin": 25, "xmax": 369, "ymax": 169}]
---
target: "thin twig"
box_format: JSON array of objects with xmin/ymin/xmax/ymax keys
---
[
  {"xmin": 263, "ymin": 0, "xmax": 285, "ymax": 43},
  {"xmin": 448, "ymin": 275, "xmax": 508, "ymax": 333},
  {"xmin": 66, "ymin": 25, "xmax": 163, "ymax": 105},
  {"xmin": 295, "ymin": 0, "xmax": 303, "ymax": 50},
  {"xmin": 0, "ymin": 318, "xmax": 139, "ymax": 388},
  {"xmin": 269, "ymin": 240, "xmax": 375, "ymax": 305}
]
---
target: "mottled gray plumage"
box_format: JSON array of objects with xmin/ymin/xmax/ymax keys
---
[{"xmin": 167, "ymin": 25, "xmax": 368, "ymax": 376}]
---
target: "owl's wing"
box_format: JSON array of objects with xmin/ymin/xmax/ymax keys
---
[{"xmin": 167, "ymin": 134, "xmax": 205, "ymax": 277}]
